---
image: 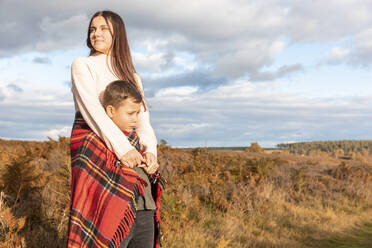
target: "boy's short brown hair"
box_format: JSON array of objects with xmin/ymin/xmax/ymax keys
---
[{"xmin": 102, "ymin": 80, "xmax": 143, "ymax": 108}]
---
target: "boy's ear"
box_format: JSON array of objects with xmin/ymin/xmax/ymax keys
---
[{"xmin": 105, "ymin": 105, "xmax": 115, "ymax": 118}]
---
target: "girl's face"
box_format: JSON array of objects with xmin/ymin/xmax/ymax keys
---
[{"xmin": 89, "ymin": 16, "xmax": 113, "ymax": 55}]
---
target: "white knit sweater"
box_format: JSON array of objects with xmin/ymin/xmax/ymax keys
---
[{"xmin": 71, "ymin": 53, "xmax": 157, "ymax": 159}]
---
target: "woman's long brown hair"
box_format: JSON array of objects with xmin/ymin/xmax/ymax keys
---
[{"xmin": 87, "ymin": 11, "xmax": 147, "ymax": 109}]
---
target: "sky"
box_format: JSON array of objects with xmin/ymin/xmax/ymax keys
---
[{"xmin": 0, "ymin": 0, "xmax": 371, "ymax": 148}]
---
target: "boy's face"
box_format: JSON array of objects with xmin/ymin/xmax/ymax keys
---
[{"xmin": 106, "ymin": 98, "xmax": 141, "ymax": 132}]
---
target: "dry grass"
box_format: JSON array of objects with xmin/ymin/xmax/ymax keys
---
[
  {"xmin": 158, "ymin": 146, "xmax": 372, "ymax": 247},
  {"xmin": 0, "ymin": 140, "xmax": 372, "ymax": 247}
]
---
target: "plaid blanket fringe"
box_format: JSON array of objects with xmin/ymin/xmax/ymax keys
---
[{"xmin": 67, "ymin": 112, "xmax": 146, "ymax": 248}]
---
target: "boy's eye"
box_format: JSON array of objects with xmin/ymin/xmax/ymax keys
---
[{"xmin": 126, "ymin": 110, "xmax": 140, "ymax": 116}]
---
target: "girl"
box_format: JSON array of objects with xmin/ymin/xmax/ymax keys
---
[{"xmin": 67, "ymin": 10, "xmax": 161, "ymax": 248}]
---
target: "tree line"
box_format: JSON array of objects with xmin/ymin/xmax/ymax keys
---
[{"xmin": 277, "ymin": 140, "xmax": 372, "ymax": 155}]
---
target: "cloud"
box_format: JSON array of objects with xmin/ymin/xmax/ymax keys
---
[
  {"xmin": 249, "ymin": 64, "xmax": 304, "ymax": 81},
  {"xmin": 64, "ymin": 80, "xmax": 72, "ymax": 88},
  {"xmin": 143, "ymin": 69, "xmax": 227, "ymax": 96},
  {"xmin": 6, "ymin": 84, "xmax": 23, "ymax": 93},
  {"xmin": 0, "ymin": 88, "xmax": 5, "ymax": 102},
  {"xmin": 324, "ymin": 47, "xmax": 351, "ymax": 65},
  {"xmin": 0, "ymin": 2, "xmax": 89, "ymax": 56},
  {"xmin": 147, "ymin": 80, "xmax": 372, "ymax": 147},
  {"xmin": 0, "ymin": 77, "xmax": 74, "ymax": 140},
  {"xmin": 44, "ymin": 125, "xmax": 71, "ymax": 139},
  {"xmin": 285, "ymin": 0, "xmax": 372, "ymax": 42},
  {"xmin": 0, "ymin": 102, "xmax": 74, "ymax": 140},
  {"xmin": 133, "ymin": 50, "xmax": 175, "ymax": 73},
  {"xmin": 36, "ymin": 14, "xmax": 89, "ymax": 52},
  {"xmin": 347, "ymin": 29, "xmax": 372, "ymax": 67},
  {"xmin": 213, "ymin": 44, "xmax": 272, "ymax": 78},
  {"xmin": 155, "ymin": 86, "xmax": 198, "ymax": 97},
  {"xmin": 322, "ymin": 29, "xmax": 372, "ymax": 67},
  {"xmin": 0, "ymin": 76, "xmax": 371, "ymax": 147},
  {"xmin": 2, "ymin": 1, "xmax": 370, "ymax": 77},
  {"xmin": 33, "ymin": 56, "xmax": 52, "ymax": 64}
]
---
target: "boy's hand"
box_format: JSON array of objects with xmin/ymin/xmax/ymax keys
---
[
  {"xmin": 144, "ymin": 152, "xmax": 157, "ymax": 166},
  {"xmin": 140, "ymin": 152, "xmax": 159, "ymax": 174},
  {"xmin": 142, "ymin": 161, "xmax": 159, "ymax": 174},
  {"xmin": 120, "ymin": 149, "xmax": 145, "ymax": 168}
]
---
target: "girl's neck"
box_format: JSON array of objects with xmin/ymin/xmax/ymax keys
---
[{"xmin": 92, "ymin": 51, "xmax": 112, "ymax": 57}]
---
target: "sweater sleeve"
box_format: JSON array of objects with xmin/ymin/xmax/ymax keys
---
[
  {"xmin": 71, "ymin": 57, "xmax": 135, "ymax": 159},
  {"xmin": 134, "ymin": 73, "xmax": 158, "ymax": 157}
]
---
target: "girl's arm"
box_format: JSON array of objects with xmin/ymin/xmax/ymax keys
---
[
  {"xmin": 134, "ymin": 73, "xmax": 158, "ymax": 157},
  {"xmin": 71, "ymin": 57, "xmax": 136, "ymax": 159}
]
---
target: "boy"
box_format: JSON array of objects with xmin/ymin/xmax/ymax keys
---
[{"xmin": 102, "ymin": 80, "xmax": 159, "ymax": 248}]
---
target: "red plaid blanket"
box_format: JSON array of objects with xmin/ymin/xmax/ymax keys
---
[{"xmin": 67, "ymin": 112, "xmax": 147, "ymax": 248}]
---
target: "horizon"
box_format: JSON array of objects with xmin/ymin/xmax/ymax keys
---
[{"xmin": 2, "ymin": 136, "xmax": 372, "ymax": 150}]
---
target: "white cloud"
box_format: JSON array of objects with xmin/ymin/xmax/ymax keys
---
[
  {"xmin": 323, "ymin": 29, "xmax": 372, "ymax": 67},
  {"xmin": 6, "ymin": 84, "xmax": 23, "ymax": 93},
  {"xmin": 213, "ymin": 41, "xmax": 273, "ymax": 78},
  {"xmin": 133, "ymin": 52, "xmax": 168, "ymax": 72},
  {"xmin": 326, "ymin": 47, "xmax": 350, "ymax": 60},
  {"xmin": 157, "ymin": 122, "xmax": 211, "ymax": 135},
  {"xmin": 172, "ymin": 55, "xmax": 196, "ymax": 71},
  {"xmin": 148, "ymin": 80, "xmax": 372, "ymax": 147},
  {"xmin": 285, "ymin": 0, "xmax": 372, "ymax": 41},
  {"xmin": 269, "ymin": 41, "xmax": 286, "ymax": 55},
  {"xmin": 4, "ymin": 0, "xmax": 370, "ymax": 78},
  {"xmin": 155, "ymin": 86, "xmax": 198, "ymax": 97},
  {"xmin": 0, "ymin": 77, "xmax": 370, "ymax": 147},
  {"xmin": 44, "ymin": 126, "xmax": 71, "ymax": 139},
  {"xmin": 33, "ymin": 57, "xmax": 52, "ymax": 64},
  {"xmin": 0, "ymin": 76, "xmax": 73, "ymax": 109},
  {"xmin": 348, "ymin": 28, "xmax": 372, "ymax": 66},
  {"xmin": 250, "ymin": 64, "xmax": 304, "ymax": 81},
  {"xmin": 36, "ymin": 14, "xmax": 89, "ymax": 51},
  {"xmin": 322, "ymin": 47, "xmax": 351, "ymax": 66}
]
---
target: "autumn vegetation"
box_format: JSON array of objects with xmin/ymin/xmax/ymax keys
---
[
  {"xmin": 1, "ymin": 138, "xmax": 372, "ymax": 247},
  {"xmin": 278, "ymin": 140, "xmax": 372, "ymax": 156}
]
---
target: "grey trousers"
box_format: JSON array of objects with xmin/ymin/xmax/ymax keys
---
[{"xmin": 119, "ymin": 210, "xmax": 155, "ymax": 248}]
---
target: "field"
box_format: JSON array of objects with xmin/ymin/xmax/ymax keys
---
[{"xmin": 1, "ymin": 138, "xmax": 372, "ymax": 247}]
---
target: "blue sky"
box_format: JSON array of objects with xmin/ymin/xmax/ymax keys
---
[{"xmin": 0, "ymin": 0, "xmax": 371, "ymax": 147}]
